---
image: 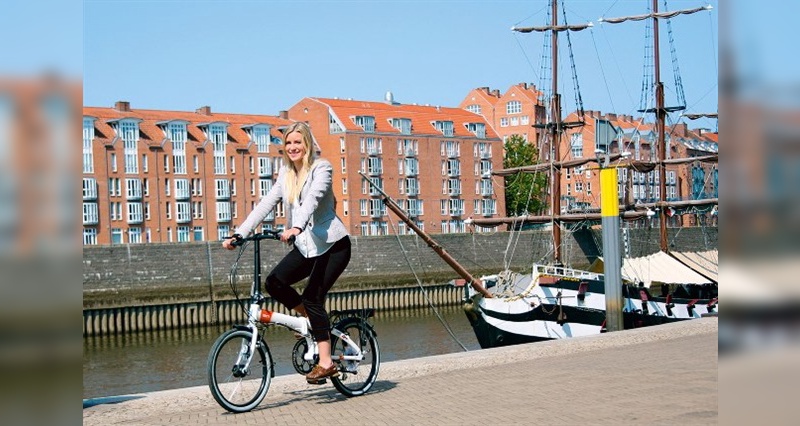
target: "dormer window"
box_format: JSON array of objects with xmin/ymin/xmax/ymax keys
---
[
  {"xmin": 157, "ymin": 120, "xmax": 189, "ymax": 175},
  {"xmin": 391, "ymin": 118, "xmax": 412, "ymax": 135},
  {"xmin": 198, "ymin": 122, "xmax": 229, "ymax": 174},
  {"xmin": 329, "ymin": 112, "xmax": 344, "ymax": 134},
  {"xmin": 83, "ymin": 117, "xmax": 96, "ymax": 173},
  {"xmin": 353, "ymin": 115, "xmax": 375, "ymax": 133},
  {"xmin": 465, "ymin": 104, "xmax": 481, "ymax": 115},
  {"xmin": 465, "ymin": 123, "xmax": 486, "ymax": 139},
  {"xmin": 242, "ymin": 124, "xmax": 271, "ymax": 153},
  {"xmin": 433, "ymin": 120, "xmax": 454, "ymax": 137},
  {"xmin": 107, "ymin": 118, "xmax": 142, "ymax": 174}
]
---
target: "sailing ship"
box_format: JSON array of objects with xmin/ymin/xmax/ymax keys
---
[{"xmin": 367, "ymin": 0, "xmax": 719, "ymax": 349}]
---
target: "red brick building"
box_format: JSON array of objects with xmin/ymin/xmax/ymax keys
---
[
  {"xmin": 286, "ymin": 94, "xmax": 505, "ymax": 236},
  {"xmin": 82, "ymin": 102, "xmax": 292, "ymax": 245},
  {"xmin": 458, "ymin": 82, "xmax": 546, "ymax": 147}
]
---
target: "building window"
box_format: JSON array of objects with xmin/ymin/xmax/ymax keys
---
[
  {"xmin": 354, "ymin": 115, "xmax": 375, "ymax": 132},
  {"xmin": 193, "ymin": 155, "xmax": 199, "ymax": 173},
  {"xmin": 125, "ymin": 178, "xmax": 142, "ymax": 200},
  {"xmin": 340, "ymin": 137, "xmax": 346, "ymax": 153},
  {"xmin": 170, "ymin": 122, "xmax": 187, "ymax": 174},
  {"xmin": 83, "ymin": 118, "xmax": 95, "ymax": 173},
  {"xmin": 465, "ymin": 104, "xmax": 481, "ymax": 115},
  {"xmin": 82, "ymin": 203, "xmax": 99, "ymax": 225},
  {"xmin": 500, "ymin": 117, "xmax": 509, "ymax": 127},
  {"xmin": 218, "ymin": 225, "xmax": 230, "ymax": 241},
  {"xmin": 83, "ymin": 228, "xmax": 98, "ymax": 245},
  {"xmin": 329, "ymin": 113, "xmax": 344, "ymax": 134},
  {"xmin": 82, "ymin": 178, "xmax": 98, "ymax": 200},
  {"xmin": 466, "ymin": 122, "xmax": 486, "ymax": 139},
  {"xmin": 127, "ymin": 202, "xmax": 143, "ymax": 224},
  {"xmin": 433, "ymin": 120, "xmax": 454, "ymax": 137},
  {"xmin": 343, "ymin": 199, "xmax": 349, "ymax": 216},
  {"xmin": 176, "ymin": 201, "xmax": 191, "ymax": 223},
  {"xmin": 110, "ymin": 153, "xmax": 117, "ymax": 172},
  {"xmin": 216, "ymin": 202, "xmax": 231, "ymax": 222},
  {"xmin": 391, "ymin": 118, "xmax": 412, "ymax": 135},
  {"xmin": 193, "ymin": 226, "xmax": 204, "ymax": 241},
  {"xmin": 175, "ymin": 178, "xmax": 190, "ymax": 200},
  {"xmin": 570, "ymin": 133, "xmax": 583, "ymax": 158},
  {"xmin": 506, "ymin": 100, "xmax": 522, "ymax": 114},
  {"xmin": 111, "ymin": 228, "xmax": 123, "ymax": 245},
  {"xmin": 176, "ymin": 226, "xmax": 190, "ymax": 242},
  {"xmin": 211, "ymin": 124, "xmax": 227, "ymax": 174},
  {"xmin": 128, "ymin": 227, "xmax": 142, "ymax": 244},
  {"xmin": 254, "ymin": 126, "xmax": 269, "ymax": 153},
  {"xmin": 120, "ymin": 120, "xmax": 139, "ymax": 174}
]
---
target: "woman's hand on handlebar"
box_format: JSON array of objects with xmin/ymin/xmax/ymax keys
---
[
  {"xmin": 281, "ymin": 227, "xmax": 301, "ymax": 244},
  {"xmin": 222, "ymin": 234, "xmax": 242, "ymax": 250}
]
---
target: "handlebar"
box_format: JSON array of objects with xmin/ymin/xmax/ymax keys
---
[{"xmin": 228, "ymin": 230, "xmax": 283, "ymax": 247}]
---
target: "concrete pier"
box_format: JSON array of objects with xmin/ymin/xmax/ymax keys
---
[{"xmin": 83, "ymin": 317, "xmax": 718, "ymax": 425}]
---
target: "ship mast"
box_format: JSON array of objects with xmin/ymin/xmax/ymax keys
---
[
  {"xmin": 653, "ymin": 0, "xmax": 669, "ymax": 252},
  {"xmin": 550, "ymin": 0, "xmax": 563, "ymax": 264},
  {"xmin": 512, "ymin": 0, "xmax": 591, "ymax": 265},
  {"xmin": 600, "ymin": 1, "xmax": 713, "ymax": 252}
]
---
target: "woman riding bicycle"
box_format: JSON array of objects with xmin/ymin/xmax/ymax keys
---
[{"xmin": 222, "ymin": 121, "xmax": 351, "ymax": 384}]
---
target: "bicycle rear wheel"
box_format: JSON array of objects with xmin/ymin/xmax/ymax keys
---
[
  {"xmin": 330, "ymin": 319, "xmax": 380, "ymax": 397},
  {"xmin": 207, "ymin": 328, "xmax": 272, "ymax": 413}
]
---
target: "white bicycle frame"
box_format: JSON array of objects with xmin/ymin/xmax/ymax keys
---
[{"xmin": 236, "ymin": 301, "xmax": 366, "ymax": 371}]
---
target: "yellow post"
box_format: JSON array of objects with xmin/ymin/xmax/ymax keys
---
[{"xmin": 600, "ymin": 166, "xmax": 624, "ymax": 332}]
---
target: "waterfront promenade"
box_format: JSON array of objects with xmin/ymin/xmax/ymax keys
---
[{"xmin": 83, "ymin": 317, "xmax": 717, "ymax": 425}]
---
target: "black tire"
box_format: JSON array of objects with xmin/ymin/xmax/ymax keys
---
[
  {"xmin": 207, "ymin": 329, "xmax": 272, "ymax": 413},
  {"xmin": 330, "ymin": 319, "xmax": 380, "ymax": 397}
]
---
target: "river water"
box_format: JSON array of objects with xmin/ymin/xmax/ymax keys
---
[{"xmin": 83, "ymin": 305, "xmax": 480, "ymax": 400}]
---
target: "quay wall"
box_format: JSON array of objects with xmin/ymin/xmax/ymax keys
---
[
  {"xmin": 83, "ymin": 228, "xmax": 716, "ymax": 305},
  {"xmin": 82, "ymin": 228, "xmax": 716, "ymax": 336}
]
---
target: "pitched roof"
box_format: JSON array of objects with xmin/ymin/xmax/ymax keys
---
[
  {"xmin": 83, "ymin": 105, "xmax": 293, "ymax": 149},
  {"xmin": 311, "ymin": 97, "xmax": 499, "ymax": 139}
]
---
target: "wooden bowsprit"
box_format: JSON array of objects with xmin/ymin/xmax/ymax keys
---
[{"xmin": 358, "ymin": 171, "xmax": 493, "ymax": 298}]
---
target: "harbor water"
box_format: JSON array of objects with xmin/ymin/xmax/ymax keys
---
[{"xmin": 83, "ymin": 305, "xmax": 479, "ymax": 400}]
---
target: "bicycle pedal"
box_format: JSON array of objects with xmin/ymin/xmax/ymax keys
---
[{"xmin": 306, "ymin": 378, "xmax": 327, "ymax": 385}]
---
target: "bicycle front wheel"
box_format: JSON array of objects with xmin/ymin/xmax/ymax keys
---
[
  {"xmin": 207, "ymin": 328, "xmax": 273, "ymax": 413},
  {"xmin": 331, "ymin": 319, "xmax": 380, "ymax": 397}
]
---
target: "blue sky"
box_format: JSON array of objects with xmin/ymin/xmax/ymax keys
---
[{"xmin": 81, "ymin": 0, "xmax": 719, "ymax": 129}]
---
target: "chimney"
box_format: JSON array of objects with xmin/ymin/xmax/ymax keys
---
[
  {"xmin": 196, "ymin": 106, "xmax": 211, "ymax": 115},
  {"xmin": 279, "ymin": 110, "xmax": 288, "ymax": 119},
  {"xmin": 114, "ymin": 101, "xmax": 130, "ymax": 112},
  {"xmin": 521, "ymin": 82, "xmax": 529, "ymax": 89},
  {"xmin": 478, "ymin": 86, "xmax": 489, "ymax": 94},
  {"xmin": 491, "ymin": 89, "xmax": 500, "ymax": 97},
  {"xmin": 607, "ymin": 113, "xmax": 617, "ymax": 120}
]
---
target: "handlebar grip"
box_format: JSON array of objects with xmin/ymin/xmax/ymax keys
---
[{"xmin": 229, "ymin": 234, "xmax": 244, "ymax": 247}]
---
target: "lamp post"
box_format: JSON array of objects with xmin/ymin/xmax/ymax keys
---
[{"xmin": 597, "ymin": 149, "xmax": 624, "ymax": 332}]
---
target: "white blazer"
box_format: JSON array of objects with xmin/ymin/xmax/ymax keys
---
[{"xmin": 234, "ymin": 159, "xmax": 349, "ymax": 257}]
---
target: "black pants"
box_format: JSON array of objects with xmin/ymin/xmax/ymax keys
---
[{"xmin": 265, "ymin": 236, "xmax": 351, "ymax": 342}]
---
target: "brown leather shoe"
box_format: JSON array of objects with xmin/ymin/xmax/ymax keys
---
[{"xmin": 306, "ymin": 363, "xmax": 339, "ymax": 384}]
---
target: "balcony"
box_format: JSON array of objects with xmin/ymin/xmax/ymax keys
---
[
  {"xmin": 83, "ymin": 179, "xmax": 98, "ymax": 200},
  {"xmin": 370, "ymin": 210, "xmax": 383, "ymax": 219},
  {"xmin": 367, "ymin": 168, "xmax": 382, "ymax": 177},
  {"xmin": 404, "ymin": 147, "xmax": 416, "ymax": 157},
  {"xmin": 406, "ymin": 186, "xmax": 419, "ymax": 197},
  {"xmin": 450, "ymin": 209, "xmax": 463, "ymax": 217},
  {"xmin": 366, "ymin": 146, "xmax": 380, "ymax": 156},
  {"xmin": 448, "ymin": 188, "xmax": 461, "ymax": 197},
  {"xmin": 480, "ymin": 151, "xmax": 492, "ymax": 159},
  {"xmin": 446, "ymin": 149, "xmax": 459, "ymax": 159},
  {"xmin": 481, "ymin": 187, "xmax": 493, "ymax": 197}
]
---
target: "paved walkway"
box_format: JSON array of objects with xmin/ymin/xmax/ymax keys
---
[{"xmin": 84, "ymin": 317, "xmax": 717, "ymax": 425}]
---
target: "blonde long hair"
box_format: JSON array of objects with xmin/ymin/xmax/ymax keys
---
[{"xmin": 282, "ymin": 122, "xmax": 317, "ymax": 204}]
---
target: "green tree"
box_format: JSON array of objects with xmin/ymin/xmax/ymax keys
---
[{"xmin": 503, "ymin": 135, "xmax": 547, "ymax": 216}]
